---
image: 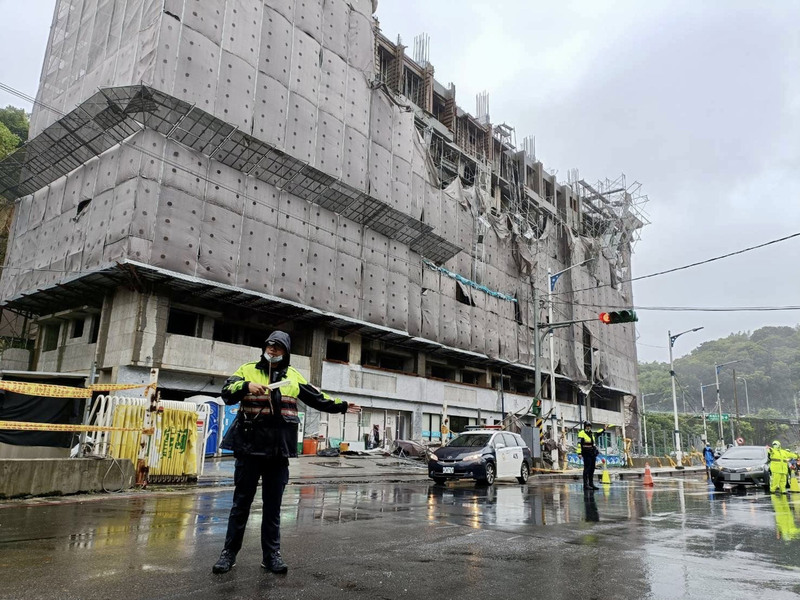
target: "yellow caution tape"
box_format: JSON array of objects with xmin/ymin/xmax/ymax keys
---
[
  {"xmin": 0, "ymin": 380, "xmax": 158, "ymax": 398},
  {"xmin": 0, "ymin": 420, "xmax": 142, "ymax": 432},
  {"xmin": 88, "ymin": 383, "xmax": 148, "ymax": 392},
  {"xmin": 0, "ymin": 381, "xmax": 91, "ymax": 398}
]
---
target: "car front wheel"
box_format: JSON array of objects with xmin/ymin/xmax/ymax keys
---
[
  {"xmin": 517, "ymin": 462, "xmax": 530, "ymax": 484},
  {"xmin": 713, "ymin": 478, "xmax": 724, "ymax": 491},
  {"xmin": 479, "ymin": 462, "xmax": 496, "ymax": 486},
  {"xmin": 432, "ymin": 476, "xmax": 446, "ymax": 485}
]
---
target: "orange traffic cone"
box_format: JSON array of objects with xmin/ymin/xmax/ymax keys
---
[{"xmin": 643, "ymin": 462, "xmax": 654, "ymax": 487}]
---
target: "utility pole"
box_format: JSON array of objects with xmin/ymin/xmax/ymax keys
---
[
  {"xmin": 547, "ymin": 258, "xmax": 594, "ymax": 434},
  {"xmin": 641, "ymin": 393, "xmax": 657, "ymax": 455},
  {"xmin": 533, "ymin": 280, "xmax": 541, "ymax": 412},
  {"xmin": 732, "ymin": 368, "xmax": 740, "ymax": 442},
  {"xmin": 699, "ymin": 383, "xmax": 716, "ymax": 444},
  {"xmin": 714, "ymin": 360, "xmax": 741, "ymax": 448}
]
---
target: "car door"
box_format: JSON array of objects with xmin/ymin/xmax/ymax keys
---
[
  {"xmin": 501, "ymin": 433, "xmax": 523, "ymax": 478},
  {"xmin": 493, "ymin": 433, "xmax": 514, "ymax": 478}
]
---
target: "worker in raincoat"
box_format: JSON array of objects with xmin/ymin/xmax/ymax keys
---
[{"xmin": 769, "ymin": 440, "xmax": 798, "ymax": 494}]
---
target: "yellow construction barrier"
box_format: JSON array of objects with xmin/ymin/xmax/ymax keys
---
[
  {"xmin": 150, "ymin": 408, "xmax": 198, "ymax": 479},
  {"xmin": 109, "ymin": 405, "xmax": 146, "ymax": 464}
]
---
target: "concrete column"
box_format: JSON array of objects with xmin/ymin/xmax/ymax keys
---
[{"xmin": 309, "ymin": 326, "xmax": 327, "ymax": 386}]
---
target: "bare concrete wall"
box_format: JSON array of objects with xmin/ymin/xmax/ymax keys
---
[{"xmin": 0, "ymin": 458, "xmax": 135, "ymax": 498}]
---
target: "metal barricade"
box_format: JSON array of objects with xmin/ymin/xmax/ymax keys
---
[{"xmin": 87, "ymin": 395, "xmax": 211, "ymax": 481}]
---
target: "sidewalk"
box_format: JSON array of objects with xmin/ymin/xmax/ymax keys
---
[
  {"xmin": 200, "ymin": 454, "xmax": 706, "ymax": 487},
  {"xmin": 200, "ymin": 454, "xmax": 431, "ymax": 486}
]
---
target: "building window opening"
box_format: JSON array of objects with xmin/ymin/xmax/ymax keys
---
[
  {"xmin": 377, "ymin": 46, "xmax": 395, "ymax": 86},
  {"xmin": 433, "ymin": 93, "xmax": 447, "ymax": 123},
  {"xmin": 89, "ymin": 315, "xmax": 100, "ymax": 344},
  {"xmin": 42, "ymin": 323, "xmax": 60, "ymax": 352},
  {"xmin": 70, "ymin": 318, "xmax": 84, "ymax": 339},
  {"xmin": 515, "ymin": 379, "xmax": 535, "ymax": 395},
  {"xmin": 449, "ymin": 415, "xmax": 470, "ymax": 434},
  {"xmin": 429, "ymin": 364, "xmax": 456, "ymax": 381},
  {"xmin": 326, "ymin": 340, "xmax": 350, "ymax": 363},
  {"xmin": 491, "ymin": 374, "xmax": 511, "ymax": 391},
  {"xmin": 167, "ymin": 308, "xmax": 200, "ymax": 337},
  {"xmin": 403, "ymin": 69, "xmax": 423, "ymax": 106},
  {"xmin": 461, "ymin": 370, "xmax": 484, "ymax": 386},
  {"xmin": 362, "ymin": 349, "xmax": 414, "ymax": 373}
]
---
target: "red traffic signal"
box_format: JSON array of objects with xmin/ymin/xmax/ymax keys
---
[{"xmin": 599, "ymin": 310, "xmax": 638, "ymax": 324}]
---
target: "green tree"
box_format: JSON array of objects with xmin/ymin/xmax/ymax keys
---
[
  {"xmin": 0, "ymin": 122, "xmax": 18, "ymax": 159},
  {"xmin": 0, "ymin": 106, "xmax": 29, "ymax": 144}
]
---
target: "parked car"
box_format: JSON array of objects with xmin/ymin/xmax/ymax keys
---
[
  {"xmin": 428, "ymin": 429, "xmax": 532, "ymax": 486},
  {"xmin": 710, "ymin": 445, "xmax": 770, "ymax": 491}
]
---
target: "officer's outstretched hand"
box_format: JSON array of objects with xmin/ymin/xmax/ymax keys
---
[
  {"xmin": 248, "ymin": 382, "xmax": 267, "ymax": 395},
  {"xmin": 346, "ymin": 403, "xmax": 361, "ymax": 413}
]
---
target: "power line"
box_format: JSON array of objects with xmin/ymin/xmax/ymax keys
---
[{"xmin": 552, "ymin": 230, "xmax": 800, "ymax": 298}]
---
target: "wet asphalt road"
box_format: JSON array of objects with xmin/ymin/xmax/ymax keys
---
[{"xmin": 1, "ymin": 478, "xmax": 800, "ymax": 600}]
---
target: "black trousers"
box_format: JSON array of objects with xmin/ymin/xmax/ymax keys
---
[
  {"xmin": 223, "ymin": 455, "xmax": 289, "ymax": 559},
  {"xmin": 582, "ymin": 451, "xmax": 597, "ymax": 488}
]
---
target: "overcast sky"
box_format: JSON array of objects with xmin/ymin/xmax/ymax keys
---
[{"xmin": 1, "ymin": 0, "xmax": 798, "ymax": 363}]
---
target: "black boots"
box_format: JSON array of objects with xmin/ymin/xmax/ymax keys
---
[
  {"xmin": 261, "ymin": 551, "xmax": 289, "ymax": 574},
  {"xmin": 213, "ymin": 549, "xmax": 288, "ymax": 574},
  {"xmin": 212, "ymin": 550, "xmax": 236, "ymax": 574}
]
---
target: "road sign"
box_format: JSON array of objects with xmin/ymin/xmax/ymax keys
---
[{"xmin": 707, "ymin": 413, "xmax": 730, "ymax": 422}]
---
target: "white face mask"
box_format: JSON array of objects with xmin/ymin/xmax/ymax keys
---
[{"xmin": 263, "ymin": 354, "xmax": 283, "ymax": 364}]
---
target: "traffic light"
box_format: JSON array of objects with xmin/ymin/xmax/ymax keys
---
[
  {"xmin": 599, "ymin": 310, "xmax": 638, "ymax": 324},
  {"xmin": 531, "ymin": 398, "xmax": 542, "ymax": 416}
]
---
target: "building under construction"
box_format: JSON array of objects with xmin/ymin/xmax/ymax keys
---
[{"xmin": 0, "ymin": 0, "xmax": 647, "ymax": 452}]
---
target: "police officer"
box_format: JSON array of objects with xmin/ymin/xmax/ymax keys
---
[
  {"xmin": 578, "ymin": 421, "xmax": 605, "ymax": 490},
  {"xmin": 769, "ymin": 440, "xmax": 798, "ymax": 494},
  {"xmin": 212, "ymin": 331, "xmax": 360, "ymax": 575}
]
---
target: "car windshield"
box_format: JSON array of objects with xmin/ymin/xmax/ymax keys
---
[
  {"xmin": 721, "ymin": 447, "xmax": 766, "ymax": 460},
  {"xmin": 447, "ymin": 434, "xmax": 491, "ymax": 448}
]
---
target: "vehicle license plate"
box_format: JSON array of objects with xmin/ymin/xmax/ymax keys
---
[
  {"xmin": 443, "ymin": 467, "xmax": 454, "ymax": 474},
  {"xmin": 729, "ymin": 473, "xmax": 741, "ymax": 481}
]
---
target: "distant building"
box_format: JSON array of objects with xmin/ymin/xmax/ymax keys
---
[{"xmin": 0, "ymin": 0, "xmax": 644, "ymax": 450}]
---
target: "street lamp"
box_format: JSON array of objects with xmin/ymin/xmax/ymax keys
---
[
  {"xmin": 714, "ymin": 360, "xmax": 741, "ymax": 447},
  {"xmin": 547, "ymin": 257, "xmax": 595, "ymax": 427},
  {"xmin": 669, "ymin": 327, "xmax": 704, "ymax": 466},
  {"xmin": 699, "ymin": 383, "xmax": 717, "ymax": 443},
  {"xmin": 737, "ymin": 375, "xmax": 750, "ymax": 415}
]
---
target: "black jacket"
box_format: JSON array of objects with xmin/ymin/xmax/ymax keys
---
[{"xmin": 220, "ymin": 331, "xmax": 348, "ymax": 457}]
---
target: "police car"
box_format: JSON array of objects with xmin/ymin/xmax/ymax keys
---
[{"xmin": 428, "ymin": 428, "xmax": 532, "ymax": 486}]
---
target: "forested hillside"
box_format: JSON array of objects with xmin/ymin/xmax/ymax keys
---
[{"xmin": 638, "ymin": 325, "xmax": 800, "ymax": 417}]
